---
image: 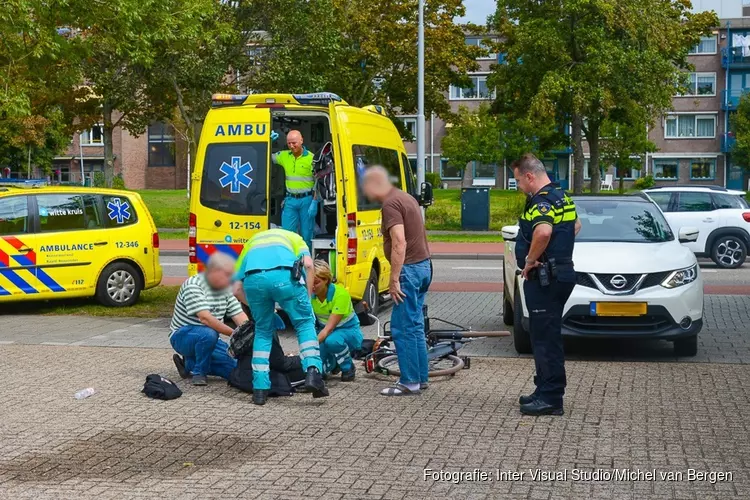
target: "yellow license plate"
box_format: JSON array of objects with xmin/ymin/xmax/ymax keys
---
[{"xmin": 593, "ymin": 302, "xmax": 647, "ymax": 317}]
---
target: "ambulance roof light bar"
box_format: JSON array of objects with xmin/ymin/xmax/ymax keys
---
[
  {"xmin": 292, "ymin": 92, "xmax": 343, "ymax": 105},
  {"xmin": 211, "ymin": 94, "xmax": 249, "ymax": 108}
]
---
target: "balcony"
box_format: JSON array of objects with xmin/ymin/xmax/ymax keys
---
[
  {"xmin": 722, "ymin": 133, "xmax": 736, "ymax": 153},
  {"xmin": 722, "ymin": 47, "xmax": 750, "ymax": 68},
  {"xmin": 722, "ymin": 89, "xmax": 749, "ymax": 110}
]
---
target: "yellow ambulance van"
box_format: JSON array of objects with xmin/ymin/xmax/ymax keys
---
[
  {"xmin": 188, "ymin": 92, "xmax": 432, "ymax": 319},
  {"xmin": 0, "ymin": 183, "xmax": 162, "ymax": 306}
]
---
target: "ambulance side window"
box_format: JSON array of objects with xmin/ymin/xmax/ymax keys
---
[
  {"xmin": 0, "ymin": 196, "xmax": 29, "ymax": 235},
  {"xmin": 352, "ymin": 145, "xmax": 403, "ymax": 212},
  {"xmin": 37, "ymin": 195, "xmax": 86, "ymax": 233},
  {"xmin": 401, "ymin": 153, "xmax": 417, "ymax": 196},
  {"xmin": 102, "ymin": 195, "xmax": 138, "ymax": 228}
]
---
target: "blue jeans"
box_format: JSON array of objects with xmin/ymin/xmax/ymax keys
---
[
  {"xmin": 282, "ymin": 195, "xmax": 314, "ymax": 250},
  {"xmin": 390, "ymin": 259, "xmax": 432, "ymax": 385},
  {"xmin": 170, "ymin": 325, "xmax": 236, "ymax": 379},
  {"xmin": 243, "ymin": 269, "xmax": 322, "ymax": 390},
  {"xmin": 318, "ymin": 321, "xmax": 363, "ymax": 374}
]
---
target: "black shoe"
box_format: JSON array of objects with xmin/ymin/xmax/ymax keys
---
[
  {"xmin": 191, "ymin": 375, "xmax": 208, "ymax": 386},
  {"xmin": 331, "ymin": 366, "xmax": 341, "ymax": 376},
  {"xmin": 341, "ymin": 367, "xmax": 355, "ymax": 382},
  {"xmin": 173, "ymin": 354, "xmax": 189, "ymax": 379},
  {"xmin": 520, "ymin": 399, "xmax": 563, "ymax": 416},
  {"xmin": 253, "ymin": 389, "xmax": 268, "ymax": 406},
  {"xmin": 304, "ymin": 367, "xmax": 329, "ymax": 398},
  {"xmin": 420, "ymin": 383, "xmax": 429, "ymax": 391},
  {"xmin": 519, "ymin": 393, "xmax": 537, "ymax": 405}
]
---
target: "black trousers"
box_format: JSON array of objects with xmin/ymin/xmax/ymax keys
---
[{"xmin": 523, "ymin": 278, "xmax": 575, "ymax": 406}]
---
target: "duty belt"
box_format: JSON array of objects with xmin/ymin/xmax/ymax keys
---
[
  {"xmin": 286, "ymin": 191, "xmax": 313, "ymax": 199},
  {"xmin": 245, "ymin": 266, "xmax": 292, "ymax": 276}
]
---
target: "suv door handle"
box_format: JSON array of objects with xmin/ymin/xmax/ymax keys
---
[
  {"xmin": 94, "ymin": 241, "xmax": 108, "ymax": 246},
  {"xmin": 703, "ymin": 218, "xmax": 714, "ymax": 223}
]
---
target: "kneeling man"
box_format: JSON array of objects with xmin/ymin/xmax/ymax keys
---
[{"xmin": 170, "ymin": 252, "xmax": 248, "ymax": 385}]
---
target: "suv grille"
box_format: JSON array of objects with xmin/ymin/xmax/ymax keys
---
[
  {"xmin": 564, "ymin": 314, "xmax": 672, "ymax": 333},
  {"xmin": 575, "ymin": 271, "xmax": 673, "ymax": 293}
]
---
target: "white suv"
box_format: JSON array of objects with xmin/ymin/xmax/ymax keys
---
[
  {"xmin": 502, "ymin": 194, "xmax": 704, "ymax": 357},
  {"xmin": 643, "ymin": 186, "xmax": 750, "ymax": 269}
]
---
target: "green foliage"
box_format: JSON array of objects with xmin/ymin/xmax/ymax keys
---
[
  {"xmin": 490, "ymin": 0, "xmax": 719, "ymax": 194},
  {"xmin": 599, "ymin": 115, "xmax": 656, "ymax": 193},
  {"xmin": 244, "ymin": 0, "xmax": 482, "ymax": 117},
  {"xmin": 731, "ymin": 93, "xmax": 750, "ymax": 170},
  {"xmin": 93, "ymin": 172, "xmax": 106, "ymax": 188},
  {"xmin": 425, "ymin": 172, "xmax": 442, "ymax": 189},
  {"xmin": 112, "ymin": 174, "xmax": 125, "ymax": 189},
  {"xmin": 633, "ymin": 175, "xmax": 655, "ymax": 190}
]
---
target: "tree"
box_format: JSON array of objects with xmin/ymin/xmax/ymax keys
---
[
  {"xmin": 731, "ymin": 93, "xmax": 750, "ymax": 170},
  {"xmin": 72, "ymin": 0, "xmax": 194, "ymax": 185},
  {"xmin": 244, "ymin": 0, "xmax": 482, "ymax": 118},
  {"xmin": 145, "ymin": 0, "xmax": 253, "ymax": 185},
  {"xmin": 599, "ymin": 115, "xmax": 656, "ymax": 193},
  {"xmin": 441, "ymin": 103, "xmax": 545, "ymax": 184},
  {"xmin": 489, "ymin": 0, "xmax": 718, "ymax": 194},
  {"xmin": 0, "ymin": 1, "xmax": 83, "ymax": 174}
]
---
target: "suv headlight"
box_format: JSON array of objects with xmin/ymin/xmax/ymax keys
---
[{"xmin": 661, "ymin": 264, "xmax": 699, "ymax": 289}]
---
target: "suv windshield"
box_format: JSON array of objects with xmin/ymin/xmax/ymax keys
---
[
  {"xmin": 200, "ymin": 142, "xmax": 268, "ymax": 216},
  {"xmin": 575, "ymin": 198, "xmax": 674, "ymax": 243}
]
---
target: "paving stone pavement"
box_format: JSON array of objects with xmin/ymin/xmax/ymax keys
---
[
  {"xmin": 0, "ymin": 344, "xmax": 748, "ymax": 499},
  {"xmin": 2, "ymin": 294, "xmax": 750, "ymax": 363}
]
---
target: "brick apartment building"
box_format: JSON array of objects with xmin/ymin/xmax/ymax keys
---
[{"xmin": 18, "ymin": 1, "xmax": 748, "ymax": 191}]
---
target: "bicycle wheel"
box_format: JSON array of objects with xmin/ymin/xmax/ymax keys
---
[{"xmin": 376, "ymin": 354, "xmax": 464, "ymax": 378}]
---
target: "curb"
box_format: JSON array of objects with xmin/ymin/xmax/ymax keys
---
[{"xmin": 160, "ymin": 249, "xmax": 503, "ymax": 260}]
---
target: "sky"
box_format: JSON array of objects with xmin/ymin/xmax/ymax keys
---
[{"xmin": 458, "ymin": 0, "xmax": 495, "ymax": 25}]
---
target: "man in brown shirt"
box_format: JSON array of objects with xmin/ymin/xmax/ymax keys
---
[{"xmin": 363, "ymin": 166, "xmax": 432, "ymax": 396}]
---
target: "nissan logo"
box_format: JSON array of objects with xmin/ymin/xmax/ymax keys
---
[{"xmin": 610, "ymin": 275, "xmax": 628, "ymax": 289}]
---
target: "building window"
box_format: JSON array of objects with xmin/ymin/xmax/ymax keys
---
[
  {"xmin": 473, "ymin": 162, "xmax": 496, "ymax": 179},
  {"xmin": 148, "ymin": 122, "xmax": 176, "ymax": 167},
  {"xmin": 399, "ymin": 117, "xmax": 417, "ymax": 139},
  {"xmin": 583, "ymin": 160, "xmax": 604, "ymax": 180},
  {"xmin": 652, "ymin": 159, "xmax": 679, "ymax": 180},
  {"xmin": 80, "ymin": 125, "xmax": 103, "ymax": 146},
  {"xmin": 449, "ymin": 75, "xmax": 494, "ymax": 100},
  {"xmin": 688, "ymin": 35, "xmax": 717, "ymax": 55},
  {"xmin": 664, "ymin": 114, "xmax": 715, "ymax": 139},
  {"xmin": 678, "ymin": 72, "xmax": 716, "ymax": 96},
  {"xmin": 440, "ymin": 159, "xmax": 462, "ymax": 179},
  {"xmin": 614, "ymin": 165, "xmax": 641, "ymax": 180},
  {"xmin": 690, "ymin": 158, "xmax": 716, "ymax": 180},
  {"xmin": 465, "ymin": 36, "xmax": 495, "ymax": 59}
]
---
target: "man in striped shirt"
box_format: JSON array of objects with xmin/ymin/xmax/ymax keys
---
[{"xmin": 170, "ymin": 252, "xmax": 248, "ymax": 386}]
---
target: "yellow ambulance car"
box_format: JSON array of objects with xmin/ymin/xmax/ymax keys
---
[
  {"xmin": 0, "ymin": 183, "xmax": 162, "ymax": 306},
  {"xmin": 188, "ymin": 92, "xmax": 432, "ymax": 319}
]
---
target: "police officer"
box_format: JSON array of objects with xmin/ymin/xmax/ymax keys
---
[
  {"xmin": 233, "ymin": 228, "xmax": 328, "ymax": 405},
  {"xmin": 512, "ymin": 154, "xmax": 582, "ymax": 416},
  {"xmin": 272, "ymin": 130, "xmax": 316, "ymax": 250}
]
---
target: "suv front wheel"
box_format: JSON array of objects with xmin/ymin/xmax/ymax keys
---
[{"xmin": 711, "ymin": 235, "xmax": 747, "ymax": 269}]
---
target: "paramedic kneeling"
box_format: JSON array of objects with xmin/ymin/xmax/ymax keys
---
[
  {"xmin": 312, "ymin": 260, "xmax": 363, "ymax": 382},
  {"xmin": 169, "ymin": 252, "xmax": 248, "ymax": 386},
  {"xmin": 233, "ymin": 228, "xmax": 328, "ymax": 406}
]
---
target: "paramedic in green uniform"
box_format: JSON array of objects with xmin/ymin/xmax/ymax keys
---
[
  {"xmin": 311, "ymin": 260, "xmax": 363, "ymax": 381},
  {"xmin": 233, "ymin": 228, "xmax": 328, "ymax": 405},
  {"xmin": 272, "ymin": 130, "xmax": 315, "ymax": 250}
]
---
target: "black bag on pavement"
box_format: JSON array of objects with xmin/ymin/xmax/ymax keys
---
[
  {"xmin": 228, "ymin": 331, "xmax": 305, "ymax": 397},
  {"xmin": 142, "ymin": 374, "xmax": 182, "ymax": 400}
]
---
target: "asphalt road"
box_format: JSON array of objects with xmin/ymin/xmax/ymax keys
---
[{"xmin": 159, "ymin": 255, "xmax": 750, "ymax": 288}]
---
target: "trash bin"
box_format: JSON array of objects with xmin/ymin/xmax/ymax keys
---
[
  {"xmin": 84, "ymin": 178, "xmax": 91, "ymax": 187},
  {"xmin": 461, "ymin": 187, "xmax": 490, "ymax": 231}
]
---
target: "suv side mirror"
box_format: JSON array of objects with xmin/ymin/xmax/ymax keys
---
[
  {"xmin": 501, "ymin": 225, "xmax": 520, "ymax": 242},
  {"xmin": 678, "ymin": 226, "xmax": 699, "ymax": 243},
  {"xmin": 418, "ymin": 182, "xmax": 434, "ymax": 207}
]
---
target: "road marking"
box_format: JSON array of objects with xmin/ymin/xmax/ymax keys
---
[
  {"xmin": 701, "ymin": 269, "xmax": 718, "ymax": 273},
  {"xmin": 451, "ymin": 266, "xmax": 502, "ymax": 270},
  {"xmin": 160, "ymin": 263, "xmax": 187, "ymax": 267}
]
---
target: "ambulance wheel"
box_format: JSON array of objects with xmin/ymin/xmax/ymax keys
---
[
  {"xmin": 360, "ymin": 269, "xmax": 380, "ymax": 326},
  {"xmin": 96, "ymin": 262, "xmax": 142, "ymax": 307}
]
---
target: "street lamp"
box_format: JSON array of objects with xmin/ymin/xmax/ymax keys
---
[{"xmin": 416, "ymin": 0, "xmax": 426, "ymax": 196}]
